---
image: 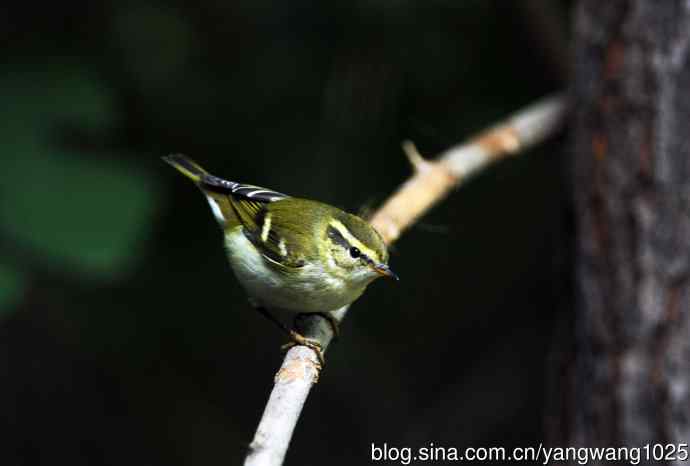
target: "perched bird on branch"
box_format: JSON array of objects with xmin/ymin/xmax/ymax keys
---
[{"xmin": 164, "ymin": 154, "xmax": 397, "ymax": 362}]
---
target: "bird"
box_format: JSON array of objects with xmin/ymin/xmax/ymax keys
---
[{"xmin": 163, "ymin": 154, "xmax": 397, "ymax": 362}]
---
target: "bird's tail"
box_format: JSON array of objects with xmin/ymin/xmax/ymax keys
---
[
  {"xmin": 163, "ymin": 154, "xmax": 244, "ymax": 195},
  {"xmin": 162, "ymin": 154, "xmax": 209, "ymax": 183},
  {"xmin": 163, "ymin": 154, "xmax": 237, "ymax": 226}
]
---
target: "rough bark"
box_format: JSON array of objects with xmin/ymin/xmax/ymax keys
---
[{"xmin": 562, "ymin": 0, "xmax": 690, "ymax": 457}]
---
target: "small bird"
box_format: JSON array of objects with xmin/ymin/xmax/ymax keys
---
[{"xmin": 164, "ymin": 154, "xmax": 397, "ymax": 362}]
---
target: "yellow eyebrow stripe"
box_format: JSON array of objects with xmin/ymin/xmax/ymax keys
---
[{"xmin": 328, "ymin": 219, "xmax": 380, "ymax": 262}]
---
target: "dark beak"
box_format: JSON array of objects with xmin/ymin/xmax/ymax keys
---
[{"xmin": 373, "ymin": 263, "xmax": 399, "ymax": 281}]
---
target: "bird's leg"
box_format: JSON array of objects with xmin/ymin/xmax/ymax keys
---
[
  {"xmin": 253, "ymin": 304, "xmax": 291, "ymax": 335},
  {"xmin": 319, "ymin": 312, "xmax": 341, "ymax": 339},
  {"xmin": 252, "ymin": 304, "xmax": 325, "ymax": 365},
  {"xmin": 295, "ymin": 312, "xmax": 340, "ymax": 340}
]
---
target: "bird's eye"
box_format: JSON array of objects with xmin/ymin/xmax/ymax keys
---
[{"xmin": 349, "ymin": 247, "xmax": 361, "ymax": 258}]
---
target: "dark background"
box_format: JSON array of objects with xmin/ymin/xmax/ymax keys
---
[{"xmin": 1, "ymin": 1, "xmax": 570, "ymax": 464}]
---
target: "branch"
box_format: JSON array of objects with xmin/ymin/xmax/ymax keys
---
[{"xmin": 244, "ymin": 93, "xmax": 567, "ymax": 466}]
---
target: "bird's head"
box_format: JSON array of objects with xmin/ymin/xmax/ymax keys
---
[{"xmin": 321, "ymin": 212, "xmax": 397, "ymax": 284}]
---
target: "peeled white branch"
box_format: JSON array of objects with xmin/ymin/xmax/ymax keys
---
[{"xmin": 244, "ymin": 93, "xmax": 567, "ymax": 466}]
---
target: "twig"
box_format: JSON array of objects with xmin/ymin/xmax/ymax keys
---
[{"xmin": 244, "ymin": 93, "xmax": 567, "ymax": 466}]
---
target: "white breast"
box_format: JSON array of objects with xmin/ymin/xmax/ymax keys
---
[{"xmin": 223, "ymin": 227, "xmax": 368, "ymax": 313}]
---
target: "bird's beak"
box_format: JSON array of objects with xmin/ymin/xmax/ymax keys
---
[{"xmin": 373, "ymin": 263, "xmax": 399, "ymax": 281}]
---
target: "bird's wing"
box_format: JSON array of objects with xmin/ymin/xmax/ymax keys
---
[
  {"xmin": 164, "ymin": 154, "xmax": 308, "ymax": 268},
  {"xmin": 198, "ymin": 175, "xmax": 285, "ymax": 226},
  {"xmin": 198, "ymin": 177, "xmax": 312, "ymax": 269}
]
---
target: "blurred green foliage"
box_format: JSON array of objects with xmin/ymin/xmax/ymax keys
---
[{"xmin": 0, "ymin": 64, "xmax": 159, "ymax": 287}]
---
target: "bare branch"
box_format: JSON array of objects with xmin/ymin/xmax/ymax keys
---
[{"xmin": 244, "ymin": 93, "xmax": 567, "ymax": 466}]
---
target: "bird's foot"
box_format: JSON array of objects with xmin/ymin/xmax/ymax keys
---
[{"xmin": 281, "ymin": 330, "xmax": 325, "ymax": 366}]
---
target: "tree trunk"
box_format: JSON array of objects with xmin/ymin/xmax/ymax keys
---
[{"xmin": 559, "ymin": 0, "xmax": 690, "ymax": 460}]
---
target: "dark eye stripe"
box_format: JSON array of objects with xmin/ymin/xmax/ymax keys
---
[{"xmin": 327, "ymin": 224, "xmax": 377, "ymax": 266}]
